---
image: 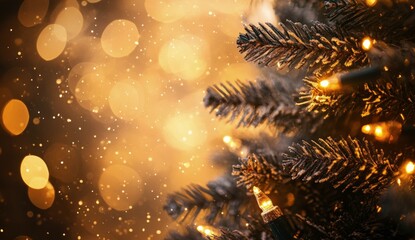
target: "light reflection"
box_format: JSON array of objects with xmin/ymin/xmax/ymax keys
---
[
  {"xmin": 101, "ymin": 19, "xmax": 140, "ymax": 58},
  {"xmin": 98, "ymin": 164, "xmax": 142, "ymax": 211},
  {"xmin": 55, "ymin": 7, "xmax": 84, "ymax": 40},
  {"xmin": 1, "ymin": 99, "xmax": 29, "ymax": 136},
  {"xmin": 6, "ymin": 0, "xmax": 258, "ymax": 238},
  {"xmin": 20, "ymin": 155, "xmax": 49, "ymax": 189},
  {"xmin": 18, "ymin": 0, "xmax": 49, "ymax": 27},
  {"xmin": 28, "ymin": 181, "xmax": 55, "ymax": 209},
  {"xmin": 108, "ymin": 82, "xmax": 141, "ymax": 121},
  {"xmin": 158, "ymin": 34, "xmax": 209, "ymax": 81},
  {"xmin": 36, "ymin": 24, "xmax": 67, "ymax": 61}
]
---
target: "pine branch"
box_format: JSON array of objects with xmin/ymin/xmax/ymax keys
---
[
  {"xmin": 163, "ymin": 176, "xmax": 249, "ymax": 226},
  {"xmin": 282, "ymin": 136, "xmax": 402, "ymax": 194},
  {"xmin": 298, "ymin": 66, "xmax": 415, "ymax": 124},
  {"xmin": 237, "ymin": 20, "xmax": 368, "ymax": 76},
  {"xmin": 232, "ymin": 154, "xmax": 285, "ymax": 192},
  {"xmin": 324, "ymin": 0, "xmax": 415, "ymax": 43},
  {"xmin": 204, "ymin": 80, "xmax": 323, "ymax": 133}
]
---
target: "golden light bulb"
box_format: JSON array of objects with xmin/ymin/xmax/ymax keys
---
[
  {"xmin": 374, "ymin": 126, "xmax": 384, "ymax": 138},
  {"xmin": 319, "ymin": 80, "xmax": 329, "ymax": 88},
  {"xmin": 196, "ymin": 225, "xmax": 217, "ymax": 237},
  {"xmin": 361, "ymin": 121, "xmax": 402, "ymax": 143},
  {"xmin": 365, "ymin": 0, "xmax": 377, "ymax": 7},
  {"xmin": 405, "ymin": 161, "xmax": 415, "ymax": 174},
  {"xmin": 361, "ymin": 124, "xmax": 372, "ymax": 134},
  {"xmin": 362, "ymin": 37, "xmax": 373, "ymax": 51},
  {"xmin": 318, "ymin": 74, "xmax": 341, "ymax": 91},
  {"xmin": 253, "ymin": 186, "xmax": 275, "ymax": 212},
  {"xmin": 223, "ymin": 135, "xmax": 232, "ymax": 144},
  {"xmin": 252, "ymin": 186, "xmax": 284, "ymax": 223},
  {"xmin": 253, "ymin": 186, "xmax": 260, "ymax": 195}
]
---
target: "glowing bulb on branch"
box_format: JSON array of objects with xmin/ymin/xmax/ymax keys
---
[
  {"xmin": 397, "ymin": 160, "xmax": 415, "ymax": 187},
  {"xmin": 405, "ymin": 161, "xmax": 415, "ymax": 175},
  {"xmin": 253, "ymin": 186, "xmax": 295, "ymax": 239},
  {"xmin": 361, "ymin": 121, "xmax": 402, "ymax": 143},
  {"xmin": 196, "ymin": 225, "xmax": 218, "ymax": 238},
  {"xmin": 319, "ymin": 66, "xmax": 381, "ymax": 92},
  {"xmin": 365, "ymin": 0, "xmax": 377, "ymax": 7},
  {"xmin": 361, "ymin": 36, "xmax": 374, "ymax": 51},
  {"xmin": 253, "ymin": 186, "xmax": 276, "ymax": 213}
]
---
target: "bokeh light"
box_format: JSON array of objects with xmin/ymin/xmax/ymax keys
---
[
  {"xmin": 27, "ymin": 181, "xmax": 55, "ymax": 210},
  {"xmin": 1, "ymin": 0, "xmax": 261, "ymax": 238},
  {"xmin": 144, "ymin": 0, "xmax": 188, "ymax": 23},
  {"xmin": 101, "ymin": 19, "xmax": 140, "ymax": 58},
  {"xmin": 36, "ymin": 24, "xmax": 67, "ymax": 61},
  {"xmin": 163, "ymin": 113, "xmax": 208, "ymax": 151},
  {"xmin": 158, "ymin": 34, "xmax": 209, "ymax": 81},
  {"xmin": 74, "ymin": 71, "xmax": 112, "ymax": 113},
  {"xmin": 108, "ymin": 81, "xmax": 141, "ymax": 121},
  {"xmin": 20, "ymin": 155, "xmax": 49, "ymax": 190},
  {"xmin": 1, "ymin": 99, "xmax": 29, "ymax": 136},
  {"xmin": 18, "ymin": 0, "xmax": 49, "ymax": 27},
  {"xmin": 98, "ymin": 164, "xmax": 142, "ymax": 211},
  {"xmin": 55, "ymin": 7, "xmax": 84, "ymax": 40},
  {"xmin": 43, "ymin": 143, "xmax": 80, "ymax": 183}
]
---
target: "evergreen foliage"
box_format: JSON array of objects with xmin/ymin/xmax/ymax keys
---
[{"xmin": 165, "ymin": 0, "xmax": 415, "ymax": 239}]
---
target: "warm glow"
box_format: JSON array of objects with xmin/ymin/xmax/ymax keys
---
[
  {"xmin": 98, "ymin": 164, "xmax": 142, "ymax": 211},
  {"xmin": 245, "ymin": 0, "xmax": 278, "ymax": 25},
  {"xmin": 374, "ymin": 126, "xmax": 383, "ymax": 138},
  {"xmin": 361, "ymin": 124, "xmax": 372, "ymax": 134},
  {"xmin": 362, "ymin": 37, "xmax": 373, "ymax": 51},
  {"xmin": 20, "ymin": 155, "xmax": 49, "ymax": 189},
  {"xmin": 405, "ymin": 161, "xmax": 415, "ymax": 174},
  {"xmin": 253, "ymin": 186, "xmax": 275, "ymax": 212},
  {"xmin": 319, "ymin": 79, "xmax": 330, "ymax": 88},
  {"xmin": 163, "ymin": 114, "xmax": 207, "ymax": 151},
  {"xmin": 74, "ymin": 71, "xmax": 112, "ymax": 113},
  {"xmin": 318, "ymin": 74, "xmax": 341, "ymax": 91},
  {"xmin": 36, "ymin": 24, "xmax": 67, "ymax": 61},
  {"xmin": 28, "ymin": 181, "xmax": 55, "ymax": 209},
  {"xmin": 144, "ymin": 0, "xmax": 188, "ymax": 23},
  {"xmin": 18, "ymin": 0, "xmax": 49, "ymax": 27},
  {"xmin": 1, "ymin": 99, "xmax": 30, "ymax": 136},
  {"xmin": 108, "ymin": 82, "xmax": 141, "ymax": 121},
  {"xmin": 196, "ymin": 225, "xmax": 217, "ymax": 237},
  {"xmin": 361, "ymin": 121, "xmax": 403, "ymax": 143},
  {"xmin": 158, "ymin": 35, "xmax": 209, "ymax": 81},
  {"xmin": 55, "ymin": 7, "xmax": 84, "ymax": 40},
  {"xmin": 223, "ymin": 135, "xmax": 232, "ymax": 144},
  {"xmin": 101, "ymin": 19, "xmax": 139, "ymax": 58},
  {"xmin": 222, "ymin": 135, "xmax": 242, "ymax": 150},
  {"xmin": 253, "ymin": 186, "xmax": 260, "ymax": 195},
  {"xmin": 365, "ymin": 0, "xmax": 377, "ymax": 7}
]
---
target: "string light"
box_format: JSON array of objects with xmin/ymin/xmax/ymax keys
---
[
  {"xmin": 223, "ymin": 135, "xmax": 248, "ymax": 157},
  {"xmin": 361, "ymin": 36, "xmax": 374, "ymax": 51},
  {"xmin": 319, "ymin": 66, "xmax": 381, "ymax": 91},
  {"xmin": 405, "ymin": 161, "xmax": 415, "ymax": 174},
  {"xmin": 253, "ymin": 186, "xmax": 295, "ymax": 240},
  {"xmin": 365, "ymin": 0, "xmax": 377, "ymax": 7},
  {"xmin": 397, "ymin": 160, "xmax": 415, "ymax": 187},
  {"xmin": 361, "ymin": 121, "xmax": 403, "ymax": 143},
  {"xmin": 196, "ymin": 225, "xmax": 218, "ymax": 238}
]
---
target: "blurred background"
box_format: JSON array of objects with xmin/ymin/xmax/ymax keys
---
[{"xmin": 0, "ymin": 0, "xmax": 276, "ymax": 239}]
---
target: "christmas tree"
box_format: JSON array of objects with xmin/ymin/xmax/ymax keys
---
[{"xmin": 164, "ymin": 0, "xmax": 415, "ymax": 239}]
